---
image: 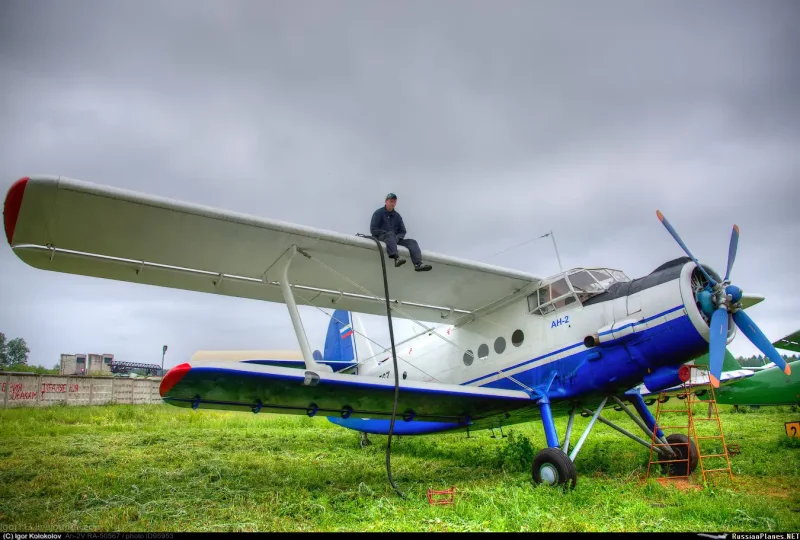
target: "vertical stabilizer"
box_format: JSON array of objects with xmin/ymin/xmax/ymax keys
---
[{"xmin": 321, "ymin": 309, "xmax": 357, "ymax": 371}]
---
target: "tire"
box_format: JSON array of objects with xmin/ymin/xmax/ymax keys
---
[
  {"xmin": 661, "ymin": 433, "xmax": 698, "ymax": 476},
  {"xmin": 531, "ymin": 447, "xmax": 577, "ymax": 489}
]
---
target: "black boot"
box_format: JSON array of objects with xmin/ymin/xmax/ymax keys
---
[
  {"xmin": 414, "ymin": 263, "xmax": 432, "ymax": 272},
  {"xmin": 394, "ymin": 257, "xmax": 406, "ymax": 267}
]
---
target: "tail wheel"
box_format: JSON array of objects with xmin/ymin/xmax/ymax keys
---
[
  {"xmin": 661, "ymin": 433, "xmax": 699, "ymax": 476},
  {"xmin": 531, "ymin": 447, "xmax": 577, "ymax": 489}
]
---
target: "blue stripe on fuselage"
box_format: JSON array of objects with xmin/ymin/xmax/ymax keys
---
[
  {"xmin": 462, "ymin": 305, "xmax": 687, "ymax": 386},
  {"xmin": 478, "ymin": 313, "xmax": 708, "ymax": 399}
]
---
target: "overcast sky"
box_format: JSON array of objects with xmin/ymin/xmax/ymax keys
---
[{"xmin": 1, "ymin": 0, "xmax": 798, "ymax": 371}]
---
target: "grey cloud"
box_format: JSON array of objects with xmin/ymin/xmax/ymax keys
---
[{"xmin": 1, "ymin": 0, "xmax": 798, "ymax": 367}]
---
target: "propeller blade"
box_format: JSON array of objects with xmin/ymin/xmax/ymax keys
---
[
  {"xmin": 656, "ymin": 210, "xmax": 717, "ymax": 287},
  {"xmin": 732, "ymin": 310, "xmax": 792, "ymax": 375},
  {"xmin": 708, "ymin": 307, "xmax": 729, "ymax": 387},
  {"xmin": 724, "ymin": 224, "xmax": 739, "ymax": 281}
]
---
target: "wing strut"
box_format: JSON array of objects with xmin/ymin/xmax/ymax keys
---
[{"xmin": 278, "ymin": 245, "xmax": 332, "ymax": 373}]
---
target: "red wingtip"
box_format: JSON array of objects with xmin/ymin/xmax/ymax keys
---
[
  {"xmin": 734, "ymin": 224, "xmax": 740, "ymax": 234},
  {"xmin": 656, "ymin": 210, "xmax": 664, "ymax": 222},
  {"xmin": 785, "ymin": 364, "xmax": 792, "ymax": 376},
  {"xmin": 159, "ymin": 362, "xmax": 191, "ymax": 396},
  {"xmin": 709, "ymin": 374, "xmax": 720, "ymax": 388},
  {"xmin": 4, "ymin": 177, "xmax": 29, "ymax": 245}
]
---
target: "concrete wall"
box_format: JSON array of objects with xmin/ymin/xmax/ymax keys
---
[{"xmin": 0, "ymin": 371, "xmax": 162, "ymax": 408}]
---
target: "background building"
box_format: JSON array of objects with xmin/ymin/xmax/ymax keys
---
[{"xmin": 60, "ymin": 353, "xmax": 114, "ymax": 375}]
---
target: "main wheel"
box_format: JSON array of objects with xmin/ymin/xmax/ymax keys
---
[
  {"xmin": 661, "ymin": 433, "xmax": 698, "ymax": 476},
  {"xmin": 531, "ymin": 447, "xmax": 577, "ymax": 489}
]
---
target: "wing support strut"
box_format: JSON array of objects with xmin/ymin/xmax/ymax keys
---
[{"xmin": 278, "ymin": 245, "xmax": 332, "ymax": 373}]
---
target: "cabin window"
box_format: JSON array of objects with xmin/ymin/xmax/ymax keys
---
[
  {"xmin": 463, "ymin": 350, "xmax": 474, "ymax": 366},
  {"xmin": 494, "ymin": 337, "xmax": 506, "ymax": 354},
  {"xmin": 512, "ymin": 329, "xmax": 524, "ymax": 346},
  {"xmin": 478, "ymin": 344, "xmax": 489, "ymax": 359}
]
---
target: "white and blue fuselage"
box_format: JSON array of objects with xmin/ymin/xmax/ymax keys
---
[{"xmin": 355, "ymin": 258, "xmax": 726, "ymax": 403}]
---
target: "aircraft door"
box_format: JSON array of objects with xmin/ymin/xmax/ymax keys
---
[{"xmin": 627, "ymin": 293, "xmax": 642, "ymax": 316}]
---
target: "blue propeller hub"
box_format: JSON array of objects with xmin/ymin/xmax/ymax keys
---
[
  {"xmin": 725, "ymin": 284, "xmax": 743, "ymax": 304},
  {"xmin": 697, "ymin": 289, "xmax": 716, "ymax": 318}
]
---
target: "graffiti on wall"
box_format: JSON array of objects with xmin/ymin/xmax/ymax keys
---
[{"xmin": 1, "ymin": 381, "xmax": 80, "ymax": 401}]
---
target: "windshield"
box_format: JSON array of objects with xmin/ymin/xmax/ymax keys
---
[
  {"xmin": 567, "ymin": 270, "xmax": 605, "ymax": 294},
  {"xmin": 526, "ymin": 267, "xmax": 629, "ymax": 316}
]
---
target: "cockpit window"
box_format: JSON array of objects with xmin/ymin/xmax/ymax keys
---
[
  {"xmin": 527, "ymin": 266, "xmax": 629, "ymax": 316},
  {"xmin": 550, "ymin": 278, "xmax": 570, "ymax": 299},
  {"xmin": 568, "ymin": 271, "xmax": 603, "ymax": 293},
  {"xmin": 589, "ymin": 269, "xmax": 612, "ymax": 283},
  {"xmin": 538, "ymin": 287, "xmax": 550, "ymax": 305}
]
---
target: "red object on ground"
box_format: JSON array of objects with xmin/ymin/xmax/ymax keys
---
[{"xmin": 426, "ymin": 486, "xmax": 456, "ymax": 506}]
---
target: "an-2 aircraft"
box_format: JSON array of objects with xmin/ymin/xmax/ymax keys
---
[{"xmin": 3, "ymin": 175, "xmax": 793, "ymax": 488}]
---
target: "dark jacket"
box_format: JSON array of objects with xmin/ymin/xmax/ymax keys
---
[{"xmin": 370, "ymin": 206, "xmax": 406, "ymax": 239}]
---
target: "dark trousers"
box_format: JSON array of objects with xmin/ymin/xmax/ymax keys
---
[{"xmin": 378, "ymin": 232, "xmax": 422, "ymax": 266}]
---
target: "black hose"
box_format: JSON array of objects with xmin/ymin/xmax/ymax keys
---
[{"xmin": 357, "ymin": 233, "xmax": 404, "ymax": 498}]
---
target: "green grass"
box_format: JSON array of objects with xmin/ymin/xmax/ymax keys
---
[{"xmin": 0, "ymin": 403, "xmax": 798, "ymax": 532}]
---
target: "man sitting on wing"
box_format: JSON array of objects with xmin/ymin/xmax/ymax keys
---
[{"xmin": 369, "ymin": 193, "xmax": 432, "ymax": 272}]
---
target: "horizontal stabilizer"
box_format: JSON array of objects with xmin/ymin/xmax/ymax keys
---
[
  {"xmin": 633, "ymin": 369, "xmax": 754, "ymax": 397},
  {"xmin": 773, "ymin": 329, "xmax": 800, "ymax": 354}
]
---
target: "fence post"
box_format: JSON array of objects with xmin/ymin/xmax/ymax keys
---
[
  {"xmin": 3, "ymin": 374, "xmax": 9, "ymax": 409},
  {"xmin": 89, "ymin": 377, "xmax": 94, "ymax": 405}
]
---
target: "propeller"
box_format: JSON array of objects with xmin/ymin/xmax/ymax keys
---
[{"xmin": 656, "ymin": 211, "xmax": 791, "ymax": 387}]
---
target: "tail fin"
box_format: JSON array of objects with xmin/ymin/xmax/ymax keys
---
[{"xmin": 318, "ymin": 309, "xmax": 357, "ymax": 372}]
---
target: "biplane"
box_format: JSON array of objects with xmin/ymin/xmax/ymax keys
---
[{"xmin": 3, "ymin": 175, "xmax": 792, "ymax": 488}]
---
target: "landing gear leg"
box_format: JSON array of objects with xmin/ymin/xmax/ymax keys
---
[
  {"xmin": 532, "ymin": 397, "xmax": 577, "ymax": 489},
  {"xmin": 360, "ymin": 432, "xmax": 372, "ymax": 449}
]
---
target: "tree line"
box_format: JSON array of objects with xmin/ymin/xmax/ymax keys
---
[
  {"xmin": 0, "ymin": 332, "xmax": 31, "ymax": 368},
  {"xmin": 736, "ymin": 353, "xmax": 798, "ymax": 368}
]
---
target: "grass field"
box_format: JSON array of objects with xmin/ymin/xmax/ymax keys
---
[{"xmin": 0, "ymin": 402, "xmax": 798, "ymax": 532}]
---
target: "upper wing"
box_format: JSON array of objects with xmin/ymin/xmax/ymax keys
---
[
  {"xmin": 773, "ymin": 328, "xmax": 800, "ymax": 353},
  {"xmin": 5, "ymin": 176, "xmax": 540, "ymax": 323}
]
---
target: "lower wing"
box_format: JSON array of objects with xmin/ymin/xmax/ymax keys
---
[{"xmin": 159, "ymin": 361, "xmax": 534, "ymax": 426}]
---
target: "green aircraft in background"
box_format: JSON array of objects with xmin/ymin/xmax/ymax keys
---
[{"xmin": 699, "ymin": 329, "xmax": 800, "ymax": 407}]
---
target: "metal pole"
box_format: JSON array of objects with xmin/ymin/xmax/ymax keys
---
[
  {"xmin": 161, "ymin": 345, "xmax": 168, "ymax": 376},
  {"xmin": 540, "ymin": 230, "xmax": 564, "ymax": 273},
  {"xmin": 550, "ymin": 230, "xmax": 564, "ymax": 272}
]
